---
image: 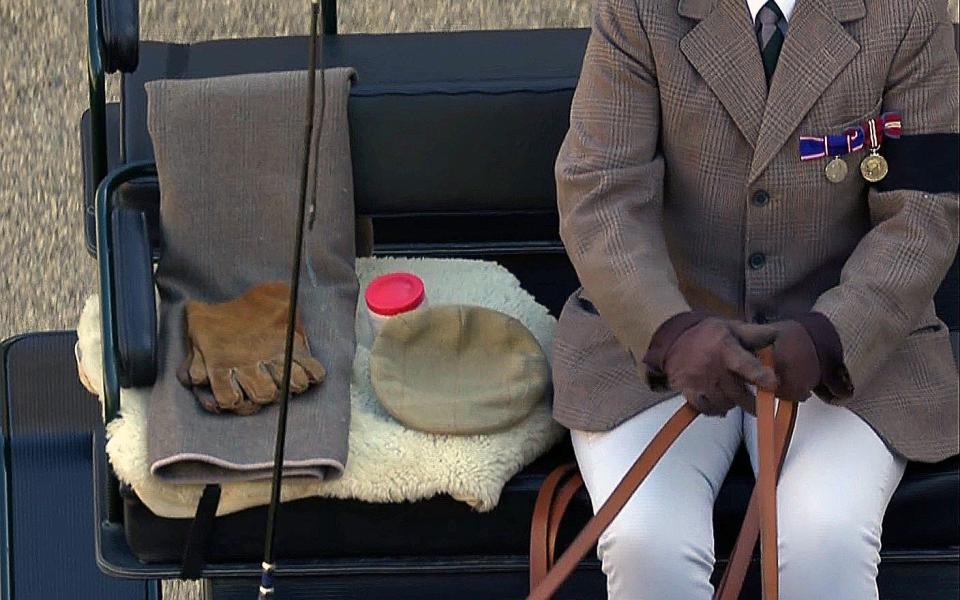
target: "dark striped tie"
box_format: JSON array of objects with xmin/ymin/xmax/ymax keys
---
[{"xmin": 755, "ymin": 0, "xmax": 786, "ymax": 85}]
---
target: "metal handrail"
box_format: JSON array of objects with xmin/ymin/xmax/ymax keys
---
[
  {"xmin": 86, "ymin": 0, "xmax": 108, "ymax": 191},
  {"xmin": 322, "ymin": 0, "xmax": 337, "ymax": 34}
]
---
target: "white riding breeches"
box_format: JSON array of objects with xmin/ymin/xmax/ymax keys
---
[{"xmin": 569, "ymin": 393, "xmax": 907, "ymax": 600}]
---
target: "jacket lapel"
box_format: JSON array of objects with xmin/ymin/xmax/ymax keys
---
[
  {"xmin": 748, "ymin": 0, "xmax": 864, "ymax": 183},
  {"xmin": 680, "ymin": 0, "xmax": 767, "ymax": 149}
]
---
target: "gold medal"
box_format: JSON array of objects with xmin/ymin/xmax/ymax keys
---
[
  {"xmin": 860, "ymin": 118, "xmax": 889, "ymax": 183},
  {"xmin": 860, "ymin": 151, "xmax": 888, "ymax": 183},
  {"xmin": 824, "ymin": 156, "xmax": 848, "ymax": 183}
]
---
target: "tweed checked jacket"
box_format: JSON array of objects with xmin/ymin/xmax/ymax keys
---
[{"xmin": 551, "ymin": 0, "xmax": 960, "ymax": 462}]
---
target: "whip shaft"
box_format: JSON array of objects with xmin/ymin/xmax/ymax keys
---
[{"xmin": 259, "ymin": 3, "xmax": 323, "ymax": 597}]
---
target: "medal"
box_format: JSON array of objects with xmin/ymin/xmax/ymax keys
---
[
  {"xmin": 859, "ymin": 112, "xmax": 901, "ymax": 184},
  {"xmin": 801, "ymin": 127, "xmax": 863, "ymax": 183},
  {"xmin": 799, "ymin": 110, "xmax": 904, "ymax": 184},
  {"xmin": 824, "ymin": 156, "xmax": 848, "ymax": 182},
  {"xmin": 860, "ymin": 117, "xmax": 887, "ymax": 183},
  {"xmin": 860, "ymin": 151, "xmax": 888, "ymax": 183}
]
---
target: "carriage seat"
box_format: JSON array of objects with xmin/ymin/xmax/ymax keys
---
[{"xmin": 76, "ymin": 21, "xmax": 959, "ymax": 590}]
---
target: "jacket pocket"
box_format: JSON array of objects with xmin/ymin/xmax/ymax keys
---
[
  {"xmin": 554, "ymin": 287, "xmax": 618, "ymax": 377},
  {"xmin": 908, "ymin": 320, "xmax": 946, "ymax": 337},
  {"xmin": 576, "ymin": 288, "xmax": 600, "ymax": 315}
]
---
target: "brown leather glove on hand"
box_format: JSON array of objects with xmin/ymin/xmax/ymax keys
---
[
  {"xmin": 764, "ymin": 319, "xmax": 821, "ymax": 404},
  {"xmin": 657, "ymin": 317, "xmax": 780, "ymax": 417},
  {"xmin": 177, "ymin": 281, "xmax": 326, "ymax": 415}
]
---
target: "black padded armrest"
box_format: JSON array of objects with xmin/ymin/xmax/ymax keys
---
[
  {"xmin": 100, "ymin": 0, "xmax": 139, "ymax": 74},
  {"xmin": 110, "ymin": 205, "xmax": 156, "ymax": 387}
]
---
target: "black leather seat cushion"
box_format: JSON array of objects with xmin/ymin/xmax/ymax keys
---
[{"xmin": 119, "ymin": 439, "xmax": 959, "ymax": 565}]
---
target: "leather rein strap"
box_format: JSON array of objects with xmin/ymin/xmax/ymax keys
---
[
  {"xmin": 528, "ymin": 347, "xmax": 796, "ymax": 600},
  {"xmin": 527, "ymin": 402, "xmax": 699, "ymax": 600},
  {"xmin": 715, "ymin": 391, "xmax": 797, "ymax": 599}
]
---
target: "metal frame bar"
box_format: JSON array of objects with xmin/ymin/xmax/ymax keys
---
[
  {"xmin": 0, "ymin": 447, "xmax": 9, "ymax": 600},
  {"xmin": 0, "ymin": 337, "xmax": 16, "ymax": 600},
  {"xmin": 87, "ymin": 0, "xmax": 109, "ymax": 192},
  {"xmin": 322, "ymin": 0, "xmax": 337, "ymax": 34}
]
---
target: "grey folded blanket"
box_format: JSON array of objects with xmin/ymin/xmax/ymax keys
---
[{"xmin": 145, "ymin": 67, "xmax": 359, "ymax": 483}]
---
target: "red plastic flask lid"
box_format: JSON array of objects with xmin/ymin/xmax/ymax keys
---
[{"xmin": 364, "ymin": 272, "xmax": 426, "ymax": 316}]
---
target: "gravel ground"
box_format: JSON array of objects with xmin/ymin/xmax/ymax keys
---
[
  {"xmin": 1, "ymin": 2, "xmax": 957, "ymax": 599},
  {"xmin": 0, "ymin": 2, "xmax": 588, "ymax": 598}
]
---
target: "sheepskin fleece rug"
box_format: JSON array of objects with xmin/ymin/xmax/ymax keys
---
[{"xmin": 76, "ymin": 256, "xmax": 566, "ymax": 519}]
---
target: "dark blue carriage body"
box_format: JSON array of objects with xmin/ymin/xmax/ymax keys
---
[{"xmin": 1, "ymin": 1, "xmax": 957, "ymax": 598}]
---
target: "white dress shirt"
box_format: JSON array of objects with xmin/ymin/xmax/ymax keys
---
[{"xmin": 746, "ymin": 0, "xmax": 795, "ymax": 22}]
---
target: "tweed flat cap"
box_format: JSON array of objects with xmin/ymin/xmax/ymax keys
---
[{"xmin": 369, "ymin": 304, "xmax": 550, "ymax": 435}]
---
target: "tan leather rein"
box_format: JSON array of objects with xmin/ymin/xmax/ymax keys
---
[{"xmin": 529, "ymin": 347, "xmax": 796, "ymax": 600}]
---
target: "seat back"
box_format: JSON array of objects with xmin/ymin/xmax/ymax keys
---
[{"xmin": 110, "ymin": 28, "xmax": 589, "ymax": 314}]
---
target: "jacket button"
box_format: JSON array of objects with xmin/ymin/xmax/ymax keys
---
[
  {"xmin": 749, "ymin": 252, "xmax": 766, "ymax": 269},
  {"xmin": 751, "ymin": 190, "xmax": 770, "ymax": 206}
]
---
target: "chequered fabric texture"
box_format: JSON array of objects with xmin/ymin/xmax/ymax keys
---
[{"xmin": 552, "ymin": 0, "xmax": 959, "ymax": 462}]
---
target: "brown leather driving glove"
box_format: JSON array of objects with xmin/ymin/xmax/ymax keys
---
[
  {"xmin": 764, "ymin": 319, "xmax": 820, "ymax": 404},
  {"xmin": 177, "ymin": 281, "xmax": 326, "ymax": 415},
  {"xmin": 657, "ymin": 317, "xmax": 780, "ymax": 417}
]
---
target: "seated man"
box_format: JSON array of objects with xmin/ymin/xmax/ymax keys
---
[{"xmin": 551, "ymin": 0, "xmax": 959, "ymax": 598}]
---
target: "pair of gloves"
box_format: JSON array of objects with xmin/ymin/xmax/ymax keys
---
[
  {"xmin": 643, "ymin": 313, "xmax": 840, "ymax": 416},
  {"xmin": 177, "ymin": 282, "xmax": 327, "ymax": 415}
]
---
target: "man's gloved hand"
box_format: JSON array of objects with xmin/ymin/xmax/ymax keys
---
[
  {"xmin": 661, "ymin": 317, "xmax": 779, "ymax": 416},
  {"xmin": 177, "ymin": 281, "xmax": 326, "ymax": 415},
  {"xmin": 764, "ymin": 319, "xmax": 820, "ymax": 404}
]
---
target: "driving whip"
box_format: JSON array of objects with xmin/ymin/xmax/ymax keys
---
[{"xmin": 258, "ymin": 3, "xmax": 325, "ymax": 598}]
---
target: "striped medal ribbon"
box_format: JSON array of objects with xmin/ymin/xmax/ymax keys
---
[
  {"xmin": 800, "ymin": 126, "xmax": 865, "ymax": 183},
  {"xmin": 860, "ymin": 111, "xmax": 902, "ymax": 183}
]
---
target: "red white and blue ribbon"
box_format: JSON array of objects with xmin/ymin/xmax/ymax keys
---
[
  {"xmin": 800, "ymin": 127, "xmax": 864, "ymax": 161},
  {"xmin": 799, "ymin": 111, "xmax": 902, "ymax": 161},
  {"xmin": 864, "ymin": 111, "xmax": 903, "ymax": 148}
]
